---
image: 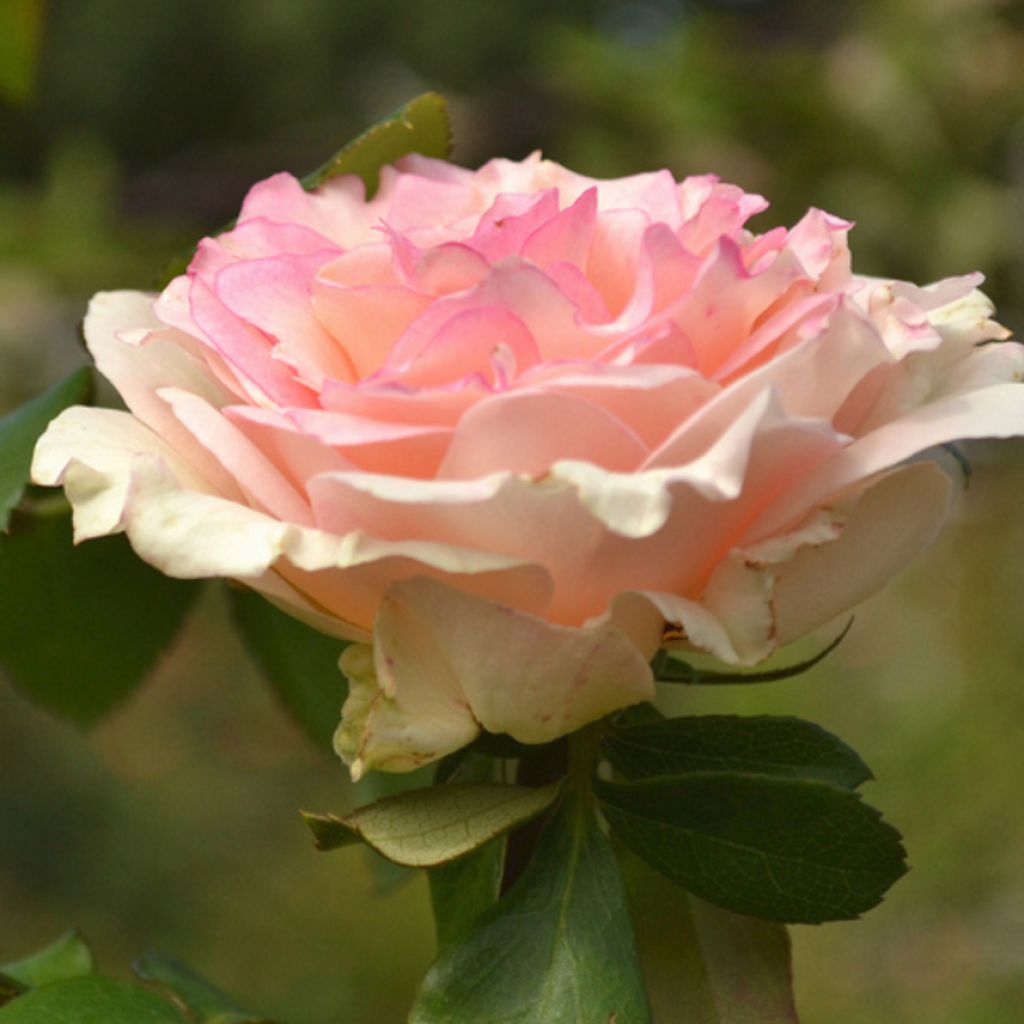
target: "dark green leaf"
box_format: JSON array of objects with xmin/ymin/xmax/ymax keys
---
[
  {"xmin": 0, "ymin": 931, "xmax": 94, "ymax": 990},
  {"xmin": 133, "ymin": 954, "xmax": 271, "ymax": 1024},
  {"xmin": 596, "ymin": 772, "xmax": 907, "ymax": 923},
  {"xmin": 302, "ymin": 92, "xmax": 452, "ymax": 195},
  {"xmin": 626, "ymin": 853, "xmax": 798, "ymax": 1023},
  {"xmin": 653, "ymin": 620, "xmax": 851, "ymax": 685},
  {"xmin": 412, "ymin": 789, "xmax": 651, "ymax": 1024},
  {"xmin": 429, "ymin": 755, "xmax": 508, "ymax": 950},
  {"xmin": 228, "ymin": 587, "xmax": 347, "ymax": 754},
  {"xmin": 0, "ymin": 976, "xmax": 184, "ymax": 1022},
  {"xmin": 0, "ymin": 510, "xmax": 199, "ymax": 723},
  {"xmin": 0, "ymin": 368, "xmax": 93, "ymax": 533},
  {"xmin": 302, "ymin": 780, "xmax": 560, "ymax": 867},
  {"xmin": 430, "ymin": 837, "xmax": 506, "ymax": 953},
  {"xmin": 604, "ymin": 715, "xmax": 872, "ymax": 789}
]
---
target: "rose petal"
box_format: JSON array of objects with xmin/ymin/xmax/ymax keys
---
[{"xmin": 338, "ymin": 576, "xmax": 655, "ymax": 774}]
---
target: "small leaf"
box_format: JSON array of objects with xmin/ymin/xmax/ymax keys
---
[
  {"xmin": 0, "ymin": 368, "xmax": 93, "ymax": 533},
  {"xmin": 0, "ymin": 976, "xmax": 184, "ymax": 1022},
  {"xmin": 302, "ymin": 92, "xmax": 452, "ymax": 195},
  {"xmin": 133, "ymin": 954, "xmax": 271, "ymax": 1024},
  {"xmin": 351, "ymin": 765, "xmax": 437, "ymax": 894},
  {"xmin": 302, "ymin": 780, "xmax": 561, "ymax": 867},
  {"xmin": 0, "ymin": 510, "xmax": 199, "ymax": 723},
  {"xmin": 653, "ymin": 620, "xmax": 851, "ymax": 685},
  {"xmin": 603, "ymin": 715, "xmax": 872, "ymax": 789},
  {"xmin": 228, "ymin": 587, "xmax": 347, "ymax": 754},
  {"xmin": 411, "ymin": 789, "xmax": 652, "ymax": 1024},
  {"xmin": 156, "ymin": 93, "xmax": 452, "ymax": 290},
  {"xmin": 0, "ymin": 930, "xmax": 94, "ymax": 990},
  {"xmin": 626, "ymin": 854, "xmax": 799, "ymax": 1024},
  {"xmin": 596, "ymin": 772, "xmax": 907, "ymax": 923},
  {"xmin": 428, "ymin": 755, "xmax": 508, "ymax": 950}
]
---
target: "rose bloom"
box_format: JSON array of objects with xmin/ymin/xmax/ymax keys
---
[{"xmin": 32, "ymin": 154, "xmax": 1024, "ymax": 775}]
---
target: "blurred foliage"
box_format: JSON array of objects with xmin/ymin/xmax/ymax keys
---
[
  {"xmin": 0, "ymin": 0, "xmax": 43, "ymax": 106},
  {"xmin": 1, "ymin": 0, "xmax": 1023, "ymax": 1021}
]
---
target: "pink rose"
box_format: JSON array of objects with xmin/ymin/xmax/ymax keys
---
[{"xmin": 32, "ymin": 154, "xmax": 1024, "ymax": 774}]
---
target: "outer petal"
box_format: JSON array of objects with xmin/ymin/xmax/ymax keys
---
[
  {"xmin": 32, "ymin": 406, "xmax": 552, "ymax": 634},
  {"xmin": 770, "ymin": 461, "xmax": 953, "ymax": 644},
  {"xmin": 336, "ymin": 576, "xmax": 655, "ymax": 775},
  {"xmin": 597, "ymin": 461, "xmax": 952, "ymax": 666}
]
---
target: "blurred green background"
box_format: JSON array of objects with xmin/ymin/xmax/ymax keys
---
[{"xmin": 2, "ymin": 0, "xmax": 1023, "ymax": 1020}]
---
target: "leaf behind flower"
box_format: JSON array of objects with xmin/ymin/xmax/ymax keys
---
[
  {"xmin": 0, "ymin": 511, "xmax": 199, "ymax": 724},
  {"xmin": 302, "ymin": 92, "xmax": 452, "ymax": 195},
  {"xmin": 0, "ymin": 367, "xmax": 93, "ymax": 533}
]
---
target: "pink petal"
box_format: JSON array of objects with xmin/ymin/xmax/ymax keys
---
[
  {"xmin": 311, "ymin": 278, "xmax": 432, "ymax": 379},
  {"xmin": 188, "ymin": 276, "xmax": 317, "ymax": 407},
  {"xmin": 468, "ymin": 190, "xmax": 561, "ymax": 262},
  {"xmin": 437, "ymin": 389, "xmax": 648, "ymax": 479},
  {"xmin": 214, "ymin": 256, "xmax": 357, "ymax": 386},
  {"xmin": 381, "ymin": 304, "xmax": 541, "ymax": 388},
  {"xmin": 159, "ymin": 388, "xmax": 314, "ymax": 524}
]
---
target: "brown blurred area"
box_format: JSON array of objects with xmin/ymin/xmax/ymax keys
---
[{"xmin": 2, "ymin": 1, "xmax": 1023, "ymax": 1020}]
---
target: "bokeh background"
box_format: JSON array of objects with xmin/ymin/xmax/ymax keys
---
[{"xmin": 2, "ymin": 0, "xmax": 1024, "ymax": 1020}]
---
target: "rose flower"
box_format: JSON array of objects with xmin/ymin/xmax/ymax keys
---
[{"xmin": 32, "ymin": 154, "xmax": 1024, "ymax": 774}]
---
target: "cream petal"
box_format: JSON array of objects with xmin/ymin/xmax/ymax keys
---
[
  {"xmin": 82, "ymin": 291, "xmax": 244, "ymax": 499},
  {"xmin": 31, "ymin": 406, "xmax": 216, "ymax": 541},
  {"xmin": 335, "ymin": 636, "xmax": 479, "ymax": 778},
  {"xmin": 339, "ymin": 577, "xmax": 655, "ymax": 773},
  {"xmin": 756, "ymin": 368, "xmax": 1024, "ymax": 539},
  {"xmin": 771, "ymin": 462, "xmax": 953, "ymax": 644}
]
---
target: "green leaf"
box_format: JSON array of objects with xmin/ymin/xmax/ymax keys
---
[
  {"xmin": 428, "ymin": 755, "xmax": 508, "ymax": 950},
  {"xmin": 302, "ymin": 92, "xmax": 452, "ymax": 195},
  {"xmin": 0, "ymin": 510, "xmax": 199, "ymax": 723},
  {"xmin": 0, "ymin": 0, "xmax": 43, "ymax": 105},
  {"xmin": 0, "ymin": 976, "xmax": 184, "ymax": 1022},
  {"xmin": 228, "ymin": 587, "xmax": 347, "ymax": 754},
  {"xmin": 0, "ymin": 368, "xmax": 93, "ymax": 533},
  {"xmin": 626, "ymin": 855, "xmax": 798, "ymax": 1023},
  {"xmin": 603, "ymin": 715, "xmax": 872, "ymax": 789},
  {"xmin": 411, "ymin": 789, "xmax": 652, "ymax": 1024},
  {"xmin": 596, "ymin": 772, "xmax": 907, "ymax": 923},
  {"xmin": 302, "ymin": 780, "xmax": 560, "ymax": 867},
  {"xmin": 429, "ymin": 836, "xmax": 506, "ymax": 952},
  {"xmin": 0, "ymin": 931, "xmax": 94, "ymax": 990},
  {"xmin": 133, "ymin": 954, "xmax": 271, "ymax": 1024},
  {"xmin": 653, "ymin": 620, "xmax": 851, "ymax": 685}
]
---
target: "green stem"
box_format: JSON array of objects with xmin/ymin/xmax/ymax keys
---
[
  {"xmin": 500, "ymin": 737, "xmax": 568, "ymax": 894},
  {"xmin": 566, "ymin": 721, "xmax": 603, "ymax": 793}
]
